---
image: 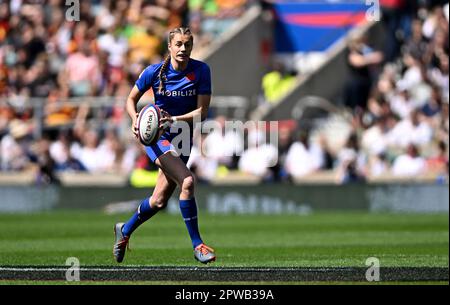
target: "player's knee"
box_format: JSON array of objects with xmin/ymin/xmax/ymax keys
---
[
  {"xmin": 180, "ymin": 175, "xmax": 195, "ymax": 196},
  {"xmin": 150, "ymin": 195, "xmax": 168, "ymax": 210}
]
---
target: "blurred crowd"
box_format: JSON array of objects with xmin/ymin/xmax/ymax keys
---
[
  {"xmin": 0, "ymin": 0, "xmax": 448, "ymax": 186},
  {"xmin": 336, "ymin": 0, "xmax": 449, "ymax": 183},
  {"xmin": 0, "ymin": 0, "xmax": 251, "ymax": 99},
  {"xmin": 0, "ymin": 0, "xmax": 253, "ymax": 183},
  {"xmin": 237, "ymin": 0, "xmax": 448, "ymax": 184}
]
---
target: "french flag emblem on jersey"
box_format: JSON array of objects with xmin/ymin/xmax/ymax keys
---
[
  {"xmin": 161, "ymin": 140, "xmax": 171, "ymax": 147},
  {"xmin": 185, "ymin": 72, "xmax": 196, "ymax": 81}
]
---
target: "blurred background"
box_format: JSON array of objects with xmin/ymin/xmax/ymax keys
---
[{"xmin": 0, "ymin": 0, "xmax": 448, "ymax": 214}]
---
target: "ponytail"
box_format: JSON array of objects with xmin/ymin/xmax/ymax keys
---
[{"xmin": 158, "ymin": 54, "xmax": 171, "ymax": 94}]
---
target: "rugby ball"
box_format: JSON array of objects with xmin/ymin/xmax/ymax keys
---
[{"xmin": 136, "ymin": 104, "xmax": 162, "ymax": 146}]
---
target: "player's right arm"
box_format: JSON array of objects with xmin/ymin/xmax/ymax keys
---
[
  {"xmin": 126, "ymin": 85, "xmax": 144, "ymax": 138},
  {"xmin": 127, "ymin": 65, "xmax": 155, "ymax": 137}
]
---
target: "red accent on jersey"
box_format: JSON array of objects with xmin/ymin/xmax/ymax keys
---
[
  {"xmin": 161, "ymin": 140, "xmax": 171, "ymax": 147},
  {"xmin": 186, "ymin": 72, "xmax": 196, "ymax": 81}
]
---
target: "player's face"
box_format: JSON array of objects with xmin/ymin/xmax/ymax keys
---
[{"xmin": 169, "ymin": 34, "xmax": 193, "ymax": 63}]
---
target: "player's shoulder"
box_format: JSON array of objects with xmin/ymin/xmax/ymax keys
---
[
  {"xmin": 138, "ymin": 62, "xmax": 165, "ymax": 83},
  {"xmin": 189, "ymin": 58, "xmax": 210, "ymax": 71},
  {"xmin": 142, "ymin": 61, "xmax": 164, "ymax": 75}
]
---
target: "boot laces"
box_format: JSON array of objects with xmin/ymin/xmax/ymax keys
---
[
  {"xmin": 118, "ymin": 236, "xmax": 131, "ymax": 251},
  {"xmin": 197, "ymin": 244, "xmax": 214, "ymax": 255}
]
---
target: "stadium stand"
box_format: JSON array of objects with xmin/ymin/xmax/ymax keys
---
[{"xmin": 0, "ymin": 0, "xmax": 448, "ymax": 186}]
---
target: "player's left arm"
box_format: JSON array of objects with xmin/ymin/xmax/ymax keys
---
[{"xmin": 162, "ymin": 94, "xmax": 211, "ymax": 125}]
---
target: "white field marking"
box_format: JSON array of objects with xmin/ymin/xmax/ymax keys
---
[{"xmin": 0, "ymin": 266, "xmax": 369, "ymax": 272}]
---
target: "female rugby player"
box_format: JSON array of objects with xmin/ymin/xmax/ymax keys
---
[{"xmin": 113, "ymin": 27, "xmax": 215, "ymax": 264}]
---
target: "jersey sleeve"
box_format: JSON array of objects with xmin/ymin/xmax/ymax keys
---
[
  {"xmin": 197, "ymin": 63, "xmax": 212, "ymax": 95},
  {"xmin": 135, "ymin": 65, "xmax": 155, "ymax": 93}
]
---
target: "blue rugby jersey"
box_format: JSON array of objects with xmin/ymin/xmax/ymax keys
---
[{"xmin": 135, "ymin": 58, "xmax": 212, "ymax": 117}]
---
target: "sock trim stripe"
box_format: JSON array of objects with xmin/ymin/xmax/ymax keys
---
[{"xmin": 183, "ymin": 216, "xmax": 198, "ymax": 221}]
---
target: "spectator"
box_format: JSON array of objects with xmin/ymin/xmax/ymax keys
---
[
  {"xmin": 368, "ymin": 153, "xmax": 390, "ymax": 177},
  {"xmin": 127, "ymin": 18, "xmax": 162, "ymax": 65},
  {"xmin": 190, "ymin": 0, "xmax": 248, "ymax": 39},
  {"xmin": 97, "ymin": 128, "xmax": 138, "ymax": 174},
  {"xmin": 361, "ymin": 115, "xmax": 390, "ymax": 156},
  {"xmin": 433, "ymin": 101, "xmax": 448, "ymax": 144},
  {"xmin": 0, "ymin": 3, "xmax": 9, "ymax": 44},
  {"xmin": 97, "ymin": 129, "xmax": 122, "ymax": 172},
  {"xmin": 72, "ymin": 129, "xmax": 102, "ymax": 172},
  {"xmin": 50, "ymin": 131, "xmax": 73, "ymax": 167},
  {"xmin": 0, "ymin": 119, "xmax": 32, "ymax": 171},
  {"xmin": 97, "ymin": 24, "xmax": 128, "ymax": 95},
  {"xmin": 238, "ymin": 124, "xmax": 278, "ymax": 180},
  {"xmin": 343, "ymin": 32, "xmax": 384, "ymax": 111},
  {"xmin": 428, "ymin": 54, "xmax": 449, "ymax": 102},
  {"xmin": 423, "ymin": 26, "xmax": 449, "ymax": 70},
  {"xmin": 389, "ymin": 88, "xmax": 416, "ymax": 119},
  {"xmin": 19, "ymin": 22, "xmax": 46, "ymax": 69},
  {"xmin": 188, "ymin": 133, "xmax": 218, "ymax": 183},
  {"xmin": 54, "ymin": 20, "xmax": 75, "ymax": 57},
  {"xmin": 120, "ymin": 139, "xmax": 141, "ymax": 175},
  {"xmin": 202, "ymin": 115, "xmax": 244, "ymax": 169},
  {"xmin": 50, "ymin": 133, "xmax": 86, "ymax": 172},
  {"xmin": 59, "ymin": 41, "xmax": 101, "ymax": 97},
  {"xmin": 284, "ymin": 130, "xmax": 324, "ymax": 179},
  {"xmin": 387, "ymin": 109, "xmax": 433, "ymax": 149},
  {"xmin": 366, "ymin": 93, "xmax": 392, "ymax": 121},
  {"xmin": 317, "ymin": 134, "xmax": 335, "ymax": 171},
  {"xmin": 337, "ymin": 158, "xmax": 367, "ymax": 184},
  {"xmin": 392, "ymin": 144, "xmax": 426, "ymax": 176},
  {"xmin": 402, "ymin": 19, "xmax": 428, "ymax": 61},
  {"xmin": 188, "ymin": 11, "xmax": 213, "ymax": 58},
  {"xmin": 25, "ymin": 58, "xmax": 56, "ymax": 98},
  {"xmin": 167, "ymin": 0, "xmax": 189, "ymax": 29},
  {"xmin": 445, "ymin": 2, "xmax": 450, "ymax": 22},
  {"xmin": 380, "ymin": 0, "xmax": 415, "ymax": 62},
  {"xmin": 422, "ymin": 4, "xmax": 448, "ymax": 40},
  {"xmin": 94, "ymin": 0, "xmax": 116, "ymax": 31},
  {"xmin": 421, "ymin": 85, "xmax": 444, "ymax": 118},
  {"xmin": 396, "ymin": 52, "xmax": 424, "ymax": 95},
  {"xmin": 0, "ymin": 103, "xmax": 14, "ymax": 136},
  {"xmin": 274, "ymin": 123, "xmax": 295, "ymax": 181},
  {"xmin": 335, "ymin": 132, "xmax": 366, "ymax": 184},
  {"xmin": 29, "ymin": 137, "xmax": 60, "ymax": 185},
  {"xmin": 261, "ymin": 61, "xmax": 296, "ymax": 104},
  {"xmin": 426, "ymin": 140, "xmax": 449, "ymax": 175}
]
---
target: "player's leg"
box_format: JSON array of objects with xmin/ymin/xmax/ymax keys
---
[
  {"xmin": 155, "ymin": 152, "xmax": 216, "ymax": 264},
  {"xmin": 114, "ymin": 138, "xmax": 178, "ymax": 263},
  {"xmin": 122, "ymin": 169, "xmax": 177, "ymax": 236},
  {"xmin": 113, "ymin": 169, "xmax": 176, "ymax": 263}
]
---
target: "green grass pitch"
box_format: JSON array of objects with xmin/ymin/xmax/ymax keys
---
[
  {"xmin": 0, "ymin": 211, "xmax": 447, "ymax": 269},
  {"xmin": 0, "ymin": 211, "xmax": 448, "ymax": 285}
]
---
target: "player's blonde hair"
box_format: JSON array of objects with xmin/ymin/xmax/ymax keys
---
[{"xmin": 158, "ymin": 27, "xmax": 194, "ymax": 95}]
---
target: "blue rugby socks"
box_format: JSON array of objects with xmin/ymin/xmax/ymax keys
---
[
  {"xmin": 121, "ymin": 196, "xmax": 204, "ymax": 248},
  {"xmin": 122, "ymin": 197, "xmax": 158, "ymax": 237},
  {"xmin": 179, "ymin": 198, "xmax": 203, "ymax": 248}
]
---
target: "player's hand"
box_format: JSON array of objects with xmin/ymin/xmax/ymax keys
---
[
  {"xmin": 131, "ymin": 113, "xmax": 139, "ymax": 139},
  {"xmin": 159, "ymin": 109, "xmax": 173, "ymax": 131}
]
